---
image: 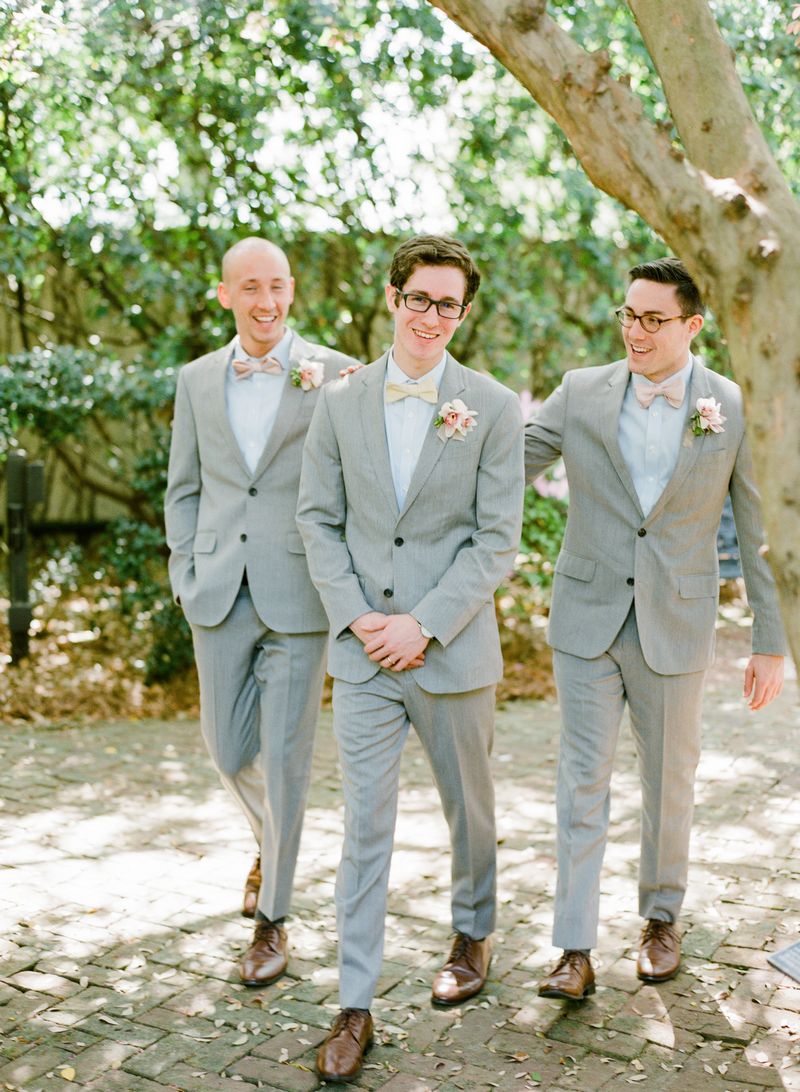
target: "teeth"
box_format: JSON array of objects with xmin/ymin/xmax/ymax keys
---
[{"xmin": 413, "ymin": 330, "xmax": 436, "ymax": 339}]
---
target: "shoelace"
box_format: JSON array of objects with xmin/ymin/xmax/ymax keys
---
[
  {"xmin": 448, "ymin": 932, "xmax": 475, "ymax": 964},
  {"xmin": 333, "ymin": 1009, "xmax": 369, "ymax": 1038},
  {"xmin": 254, "ymin": 920, "xmax": 282, "ymax": 945},
  {"xmin": 641, "ymin": 921, "xmax": 678, "ymax": 946},
  {"xmin": 558, "ymin": 950, "xmax": 590, "ymax": 971}
]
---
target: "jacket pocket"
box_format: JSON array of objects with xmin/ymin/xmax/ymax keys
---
[
  {"xmin": 555, "ymin": 550, "xmax": 597, "ymax": 582},
  {"xmin": 679, "ymin": 572, "xmax": 718, "ymax": 599},
  {"xmin": 287, "ymin": 531, "xmax": 306, "ymax": 554},
  {"xmin": 193, "ymin": 530, "xmax": 217, "ymax": 554}
]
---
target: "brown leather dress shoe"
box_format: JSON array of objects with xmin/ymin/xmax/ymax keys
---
[
  {"xmin": 239, "ymin": 919, "xmax": 287, "ymax": 986},
  {"xmin": 538, "ymin": 950, "xmax": 595, "ymax": 1000},
  {"xmin": 242, "ymin": 855, "xmax": 261, "ymax": 918},
  {"xmin": 316, "ymin": 1008, "xmax": 374, "ymax": 1083},
  {"xmin": 637, "ymin": 920, "xmax": 681, "ymax": 982},
  {"xmin": 431, "ymin": 932, "xmax": 491, "ymax": 1006}
]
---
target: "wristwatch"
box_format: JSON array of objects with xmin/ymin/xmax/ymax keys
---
[{"xmin": 416, "ymin": 620, "xmax": 434, "ymax": 640}]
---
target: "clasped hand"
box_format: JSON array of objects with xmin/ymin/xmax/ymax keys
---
[{"xmin": 350, "ymin": 611, "xmax": 429, "ymax": 671}]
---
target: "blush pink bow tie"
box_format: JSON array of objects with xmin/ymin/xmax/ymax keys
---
[
  {"xmin": 232, "ymin": 356, "xmax": 283, "ymax": 380},
  {"xmin": 634, "ymin": 378, "xmax": 685, "ymax": 409}
]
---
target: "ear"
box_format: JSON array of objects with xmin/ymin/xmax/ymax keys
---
[
  {"xmin": 217, "ymin": 281, "xmax": 231, "ymax": 310},
  {"xmin": 385, "ymin": 283, "xmax": 399, "ymax": 314},
  {"xmin": 456, "ymin": 301, "xmax": 472, "ymax": 326},
  {"xmin": 687, "ymin": 313, "xmax": 704, "ymax": 338}
]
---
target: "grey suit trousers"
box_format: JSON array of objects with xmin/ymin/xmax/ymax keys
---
[
  {"xmin": 190, "ymin": 586, "xmax": 327, "ymax": 920},
  {"xmin": 552, "ymin": 605, "xmax": 705, "ymax": 949},
  {"xmin": 332, "ymin": 671, "xmax": 497, "ymax": 1010}
]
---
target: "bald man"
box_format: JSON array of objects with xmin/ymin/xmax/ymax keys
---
[{"xmin": 165, "ymin": 238, "xmax": 360, "ymax": 985}]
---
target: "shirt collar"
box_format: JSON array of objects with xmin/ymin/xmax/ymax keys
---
[
  {"xmin": 631, "ymin": 355, "xmax": 693, "ymax": 394},
  {"xmin": 385, "ymin": 349, "xmax": 447, "ymax": 389},
  {"xmin": 230, "ymin": 328, "xmax": 293, "ymax": 370}
]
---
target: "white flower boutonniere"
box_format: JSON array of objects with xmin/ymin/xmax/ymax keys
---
[
  {"xmin": 434, "ymin": 398, "xmax": 478, "ymax": 442},
  {"xmin": 290, "ymin": 358, "xmax": 324, "ymax": 390},
  {"xmin": 690, "ymin": 396, "xmax": 726, "ymax": 436}
]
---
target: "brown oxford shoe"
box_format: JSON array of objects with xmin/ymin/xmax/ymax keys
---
[
  {"xmin": 637, "ymin": 920, "xmax": 681, "ymax": 983},
  {"xmin": 239, "ymin": 919, "xmax": 288, "ymax": 986},
  {"xmin": 431, "ymin": 932, "xmax": 492, "ymax": 1007},
  {"xmin": 538, "ymin": 950, "xmax": 596, "ymax": 1000},
  {"xmin": 316, "ymin": 1008, "xmax": 374, "ymax": 1083},
  {"xmin": 242, "ymin": 855, "xmax": 261, "ymax": 918}
]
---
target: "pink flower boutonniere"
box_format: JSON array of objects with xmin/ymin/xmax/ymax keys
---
[
  {"xmin": 434, "ymin": 398, "xmax": 478, "ymax": 442},
  {"xmin": 290, "ymin": 358, "xmax": 324, "ymax": 391},
  {"xmin": 690, "ymin": 396, "xmax": 726, "ymax": 436}
]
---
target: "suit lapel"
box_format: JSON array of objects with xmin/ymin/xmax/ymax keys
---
[
  {"xmin": 646, "ymin": 355, "xmax": 708, "ymax": 522},
  {"xmin": 209, "ymin": 341, "xmax": 251, "ymax": 477},
  {"xmin": 399, "ymin": 354, "xmax": 463, "ymax": 517},
  {"xmin": 251, "ymin": 332, "xmax": 309, "ymax": 479},
  {"xmin": 600, "ymin": 360, "xmax": 643, "ymax": 515},
  {"xmin": 356, "ymin": 352, "xmax": 399, "ymax": 514}
]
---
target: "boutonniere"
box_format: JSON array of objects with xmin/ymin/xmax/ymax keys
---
[
  {"xmin": 290, "ymin": 358, "xmax": 324, "ymax": 391},
  {"xmin": 433, "ymin": 398, "xmax": 478, "ymax": 442},
  {"xmin": 690, "ymin": 396, "xmax": 726, "ymax": 436}
]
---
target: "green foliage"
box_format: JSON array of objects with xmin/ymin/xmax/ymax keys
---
[
  {"xmin": 2, "ymin": 0, "xmax": 796, "ymax": 687},
  {"xmin": 100, "ymin": 518, "xmax": 192, "ymax": 683},
  {"xmin": 517, "ymin": 485, "xmax": 569, "ymax": 598}
]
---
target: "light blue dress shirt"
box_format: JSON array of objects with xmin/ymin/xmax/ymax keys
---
[
  {"xmin": 618, "ymin": 357, "xmax": 694, "ymax": 517},
  {"xmin": 383, "ymin": 351, "xmax": 447, "ymax": 509},
  {"xmin": 225, "ymin": 330, "xmax": 292, "ymax": 474}
]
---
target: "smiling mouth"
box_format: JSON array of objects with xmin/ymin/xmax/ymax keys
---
[
  {"xmin": 254, "ymin": 315, "xmax": 276, "ymax": 324},
  {"xmin": 412, "ymin": 328, "xmax": 436, "ymax": 340}
]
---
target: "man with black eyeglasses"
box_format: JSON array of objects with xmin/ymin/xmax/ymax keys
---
[
  {"xmin": 525, "ymin": 257, "xmax": 785, "ymax": 1001},
  {"xmin": 297, "ymin": 235, "xmax": 524, "ymax": 1081}
]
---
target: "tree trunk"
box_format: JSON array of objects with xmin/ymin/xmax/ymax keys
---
[{"xmin": 428, "ymin": 0, "xmax": 800, "ymax": 671}]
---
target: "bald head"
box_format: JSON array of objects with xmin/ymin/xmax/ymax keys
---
[
  {"xmin": 221, "ymin": 237, "xmax": 291, "ymax": 283},
  {"xmin": 218, "ymin": 237, "xmax": 295, "ymax": 356}
]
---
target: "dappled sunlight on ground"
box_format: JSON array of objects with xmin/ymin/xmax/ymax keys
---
[{"xmin": 0, "ymin": 623, "xmax": 798, "ymax": 1088}]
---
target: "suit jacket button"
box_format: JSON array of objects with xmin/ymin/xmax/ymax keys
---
[
  {"xmin": 249, "ymin": 487, "xmax": 257, "ymax": 496},
  {"xmin": 394, "ymin": 537, "xmax": 404, "ymax": 546},
  {"xmin": 627, "ymin": 577, "xmax": 634, "ymax": 586},
  {"xmin": 637, "ymin": 528, "xmax": 647, "ymax": 537},
  {"xmin": 383, "ymin": 588, "xmax": 393, "ymax": 598},
  {"xmin": 240, "ymin": 533, "xmax": 247, "ymax": 542}
]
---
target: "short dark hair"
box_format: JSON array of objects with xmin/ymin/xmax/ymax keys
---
[
  {"xmin": 628, "ymin": 256, "xmax": 705, "ymax": 316},
  {"xmin": 389, "ymin": 235, "xmax": 481, "ymax": 305}
]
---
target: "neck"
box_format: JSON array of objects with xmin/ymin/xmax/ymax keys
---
[{"xmin": 391, "ymin": 349, "xmax": 442, "ymax": 381}]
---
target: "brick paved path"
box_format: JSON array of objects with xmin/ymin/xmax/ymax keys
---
[{"xmin": 1, "ymin": 628, "xmax": 799, "ymax": 1091}]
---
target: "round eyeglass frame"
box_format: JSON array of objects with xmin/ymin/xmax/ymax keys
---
[{"xmin": 614, "ymin": 307, "xmax": 689, "ymax": 334}]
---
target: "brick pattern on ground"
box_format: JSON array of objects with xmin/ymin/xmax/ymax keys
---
[{"xmin": 1, "ymin": 627, "xmax": 798, "ymax": 1090}]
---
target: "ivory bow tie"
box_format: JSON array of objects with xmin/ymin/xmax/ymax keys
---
[
  {"xmin": 385, "ymin": 378, "xmax": 438, "ymax": 404},
  {"xmin": 232, "ymin": 356, "xmax": 283, "ymax": 379},
  {"xmin": 634, "ymin": 378, "xmax": 685, "ymax": 409}
]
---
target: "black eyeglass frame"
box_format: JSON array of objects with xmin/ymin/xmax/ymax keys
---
[
  {"xmin": 395, "ymin": 291, "xmax": 467, "ymax": 320},
  {"xmin": 614, "ymin": 306, "xmax": 691, "ymax": 334}
]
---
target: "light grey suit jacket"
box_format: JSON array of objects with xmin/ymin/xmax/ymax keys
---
[
  {"xmin": 524, "ymin": 355, "xmax": 786, "ymax": 675},
  {"xmin": 165, "ymin": 331, "xmax": 360, "ymax": 631},
  {"xmin": 296, "ymin": 352, "xmax": 525, "ymax": 693}
]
